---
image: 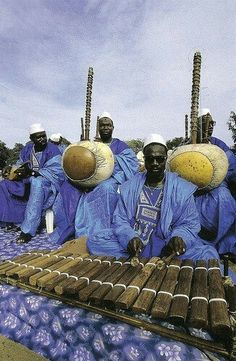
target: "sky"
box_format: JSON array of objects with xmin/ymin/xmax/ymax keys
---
[{"xmin": 0, "ymin": 0, "xmax": 236, "ymax": 148}]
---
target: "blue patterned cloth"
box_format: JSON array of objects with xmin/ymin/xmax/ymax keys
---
[{"xmin": 0, "ymin": 228, "xmax": 229, "ymax": 360}]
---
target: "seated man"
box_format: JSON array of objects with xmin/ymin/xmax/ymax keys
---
[
  {"xmin": 194, "ymin": 109, "xmax": 236, "ymax": 254},
  {"xmin": 195, "ymin": 183, "xmax": 236, "ymax": 255},
  {"xmin": 0, "ymin": 123, "xmax": 65, "ymax": 243},
  {"xmin": 49, "ymin": 133, "xmax": 67, "ymax": 154},
  {"xmin": 87, "ymin": 134, "xmax": 219, "ymax": 261},
  {"xmin": 96, "ymin": 112, "xmax": 139, "ymax": 183},
  {"xmin": 51, "ymin": 112, "xmax": 139, "ymax": 244},
  {"xmin": 200, "ymin": 108, "xmax": 236, "ymax": 197}
]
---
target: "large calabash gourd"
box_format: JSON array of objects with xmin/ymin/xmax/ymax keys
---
[
  {"xmin": 62, "ymin": 141, "xmax": 114, "ymax": 187},
  {"xmin": 167, "ymin": 143, "xmax": 229, "ymax": 190}
]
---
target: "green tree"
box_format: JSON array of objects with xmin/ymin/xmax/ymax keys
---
[
  {"xmin": 166, "ymin": 137, "xmax": 184, "ymax": 150},
  {"xmin": 0, "ymin": 141, "xmax": 11, "ymax": 169},
  {"xmin": 126, "ymin": 139, "xmax": 144, "ymax": 154},
  {"xmin": 6, "ymin": 143, "xmax": 24, "ymax": 165},
  {"xmin": 227, "ymin": 111, "xmax": 236, "ymax": 151}
]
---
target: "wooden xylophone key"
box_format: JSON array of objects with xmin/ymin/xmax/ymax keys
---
[
  {"xmin": 3, "ymin": 252, "xmax": 50, "ymax": 277},
  {"xmin": 132, "ymin": 266, "xmax": 167, "ymax": 314},
  {"xmin": 88, "ymin": 257, "xmax": 130, "ymax": 305},
  {"xmin": 188, "ymin": 260, "xmax": 208, "ymax": 329},
  {"xmin": 5, "ymin": 250, "xmax": 67, "ymax": 278},
  {"xmin": 115, "ymin": 257, "xmax": 161, "ymax": 310},
  {"xmin": 151, "ymin": 258, "xmax": 182, "ymax": 319},
  {"xmin": 103, "ymin": 258, "xmax": 148, "ymax": 309},
  {"xmin": 79, "ymin": 258, "xmax": 130, "ymax": 304},
  {"xmin": 156, "ymin": 252, "xmax": 176, "ymax": 270},
  {"xmin": 54, "ymin": 256, "xmax": 113, "ymax": 295},
  {"xmin": 33, "ymin": 254, "xmax": 88, "ymax": 287},
  {"xmin": 39, "ymin": 254, "xmax": 93, "ymax": 290},
  {"xmin": 0, "ymin": 253, "xmax": 34, "ymax": 272},
  {"xmin": 16, "ymin": 251, "xmax": 74, "ymax": 283},
  {"xmin": 168, "ymin": 259, "xmax": 194, "ymax": 325},
  {"xmin": 208, "ymin": 259, "xmax": 231, "ymax": 336},
  {"xmin": 0, "ymin": 251, "xmax": 49, "ymax": 274},
  {"xmin": 51, "ymin": 255, "xmax": 104, "ymax": 294},
  {"xmin": 44, "ymin": 254, "xmax": 98, "ymax": 292},
  {"xmin": 28, "ymin": 254, "xmax": 88, "ymax": 286}
]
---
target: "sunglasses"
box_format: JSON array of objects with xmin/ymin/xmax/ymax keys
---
[{"xmin": 144, "ymin": 156, "xmax": 167, "ymax": 163}]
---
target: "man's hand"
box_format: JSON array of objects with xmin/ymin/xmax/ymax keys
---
[
  {"xmin": 165, "ymin": 236, "xmax": 186, "ymax": 256},
  {"xmin": 127, "ymin": 237, "xmax": 143, "ymax": 257}
]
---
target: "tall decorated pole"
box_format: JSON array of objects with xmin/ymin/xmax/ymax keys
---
[
  {"xmin": 185, "ymin": 114, "xmax": 188, "ymax": 141},
  {"xmin": 84, "ymin": 67, "xmax": 94, "ymax": 141},
  {"xmin": 95, "ymin": 115, "xmax": 100, "ymax": 141},
  {"xmin": 80, "ymin": 117, "xmax": 85, "ymax": 141},
  {"xmin": 190, "ymin": 51, "xmax": 201, "ymax": 144}
]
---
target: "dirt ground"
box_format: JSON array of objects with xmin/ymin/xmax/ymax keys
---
[{"xmin": 0, "ymin": 335, "xmax": 49, "ymax": 361}]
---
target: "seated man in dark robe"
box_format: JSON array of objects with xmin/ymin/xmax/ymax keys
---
[
  {"xmin": 0, "ymin": 123, "xmax": 65, "ymax": 243},
  {"xmin": 51, "ymin": 112, "xmax": 139, "ymax": 244},
  {"xmin": 87, "ymin": 134, "xmax": 219, "ymax": 261}
]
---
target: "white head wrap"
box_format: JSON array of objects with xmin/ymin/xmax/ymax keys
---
[
  {"xmin": 50, "ymin": 133, "xmax": 62, "ymax": 142},
  {"xmin": 136, "ymin": 150, "xmax": 144, "ymax": 165},
  {"xmin": 200, "ymin": 108, "xmax": 211, "ymax": 117},
  {"xmin": 143, "ymin": 133, "xmax": 167, "ymax": 150},
  {"xmin": 98, "ymin": 112, "xmax": 112, "ymax": 120},
  {"xmin": 29, "ymin": 123, "xmax": 45, "ymax": 135}
]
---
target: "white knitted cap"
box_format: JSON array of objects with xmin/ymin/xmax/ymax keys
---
[
  {"xmin": 29, "ymin": 123, "xmax": 45, "ymax": 135},
  {"xmin": 143, "ymin": 133, "xmax": 167, "ymax": 149},
  {"xmin": 98, "ymin": 112, "xmax": 112, "ymax": 120}
]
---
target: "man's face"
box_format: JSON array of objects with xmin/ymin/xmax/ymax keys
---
[
  {"xmin": 98, "ymin": 117, "xmax": 114, "ymax": 141},
  {"xmin": 144, "ymin": 143, "xmax": 167, "ymax": 179},
  {"xmin": 202, "ymin": 114, "xmax": 215, "ymax": 137},
  {"xmin": 207, "ymin": 120, "xmax": 215, "ymax": 137},
  {"xmin": 30, "ymin": 131, "xmax": 47, "ymax": 150}
]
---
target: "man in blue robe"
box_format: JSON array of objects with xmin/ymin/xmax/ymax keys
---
[
  {"xmin": 87, "ymin": 134, "xmax": 219, "ymax": 261},
  {"xmin": 200, "ymin": 108, "xmax": 236, "ymax": 194},
  {"xmin": 0, "ymin": 123, "xmax": 65, "ymax": 243},
  {"xmin": 195, "ymin": 109, "xmax": 236, "ymax": 254},
  {"xmin": 49, "ymin": 133, "xmax": 68, "ymax": 155},
  {"xmin": 51, "ymin": 112, "xmax": 139, "ymax": 244}
]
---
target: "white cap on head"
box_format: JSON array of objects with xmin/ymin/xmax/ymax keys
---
[
  {"xmin": 98, "ymin": 111, "xmax": 112, "ymax": 120},
  {"xmin": 200, "ymin": 108, "xmax": 211, "ymax": 117},
  {"xmin": 143, "ymin": 133, "xmax": 167, "ymax": 150},
  {"xmin": 29, "ymin": 123, "xmax": 45, "ymax": 135},
  {"xmin": 50, "ymin": 133, "xmax": 61, "ymax": 142}
]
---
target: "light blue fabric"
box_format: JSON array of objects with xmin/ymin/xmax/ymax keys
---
[
  {"xmin": 75, "ymin": 178, "xmax": 119, "ymax": 239},
  {"xmin": 37, "ymin": 154, "xmax": 65, "ymax": 191},
  {"xmin": 52, "ymin": 139, "xmax": 138, "ymax": 245},
  {"xmin": 88, "ymin": 172, "xmax": 219, "ymax": 261},
  {"xmin": 112, "ymin": 148, "xmax": 139, "ymax": 184},
  {"xmin": 195, "ymin": 182, "xmax": 236, "ymax": 254},
  {"xmin": 21, "ymin": 154, "xmax": 65, "ymax": 236},
  {"xmin": 58, "ymin": 144, "xmax": 68, "ymax": 154},
  {"xmin": 21, "ymin": 177, "xmax": 54, "ymax": 236}
]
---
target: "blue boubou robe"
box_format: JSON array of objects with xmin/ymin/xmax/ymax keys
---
[
  {"xmin": 51, "ymin": 138, "xmax": 139, "ymax": 244},
  {"xmin": 0, "ymin": 142, "xmax": 64, "ymax": 236},
  {"xmin": 87, "ymin": 171, "xmax": 219, "ymax": 261}
]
